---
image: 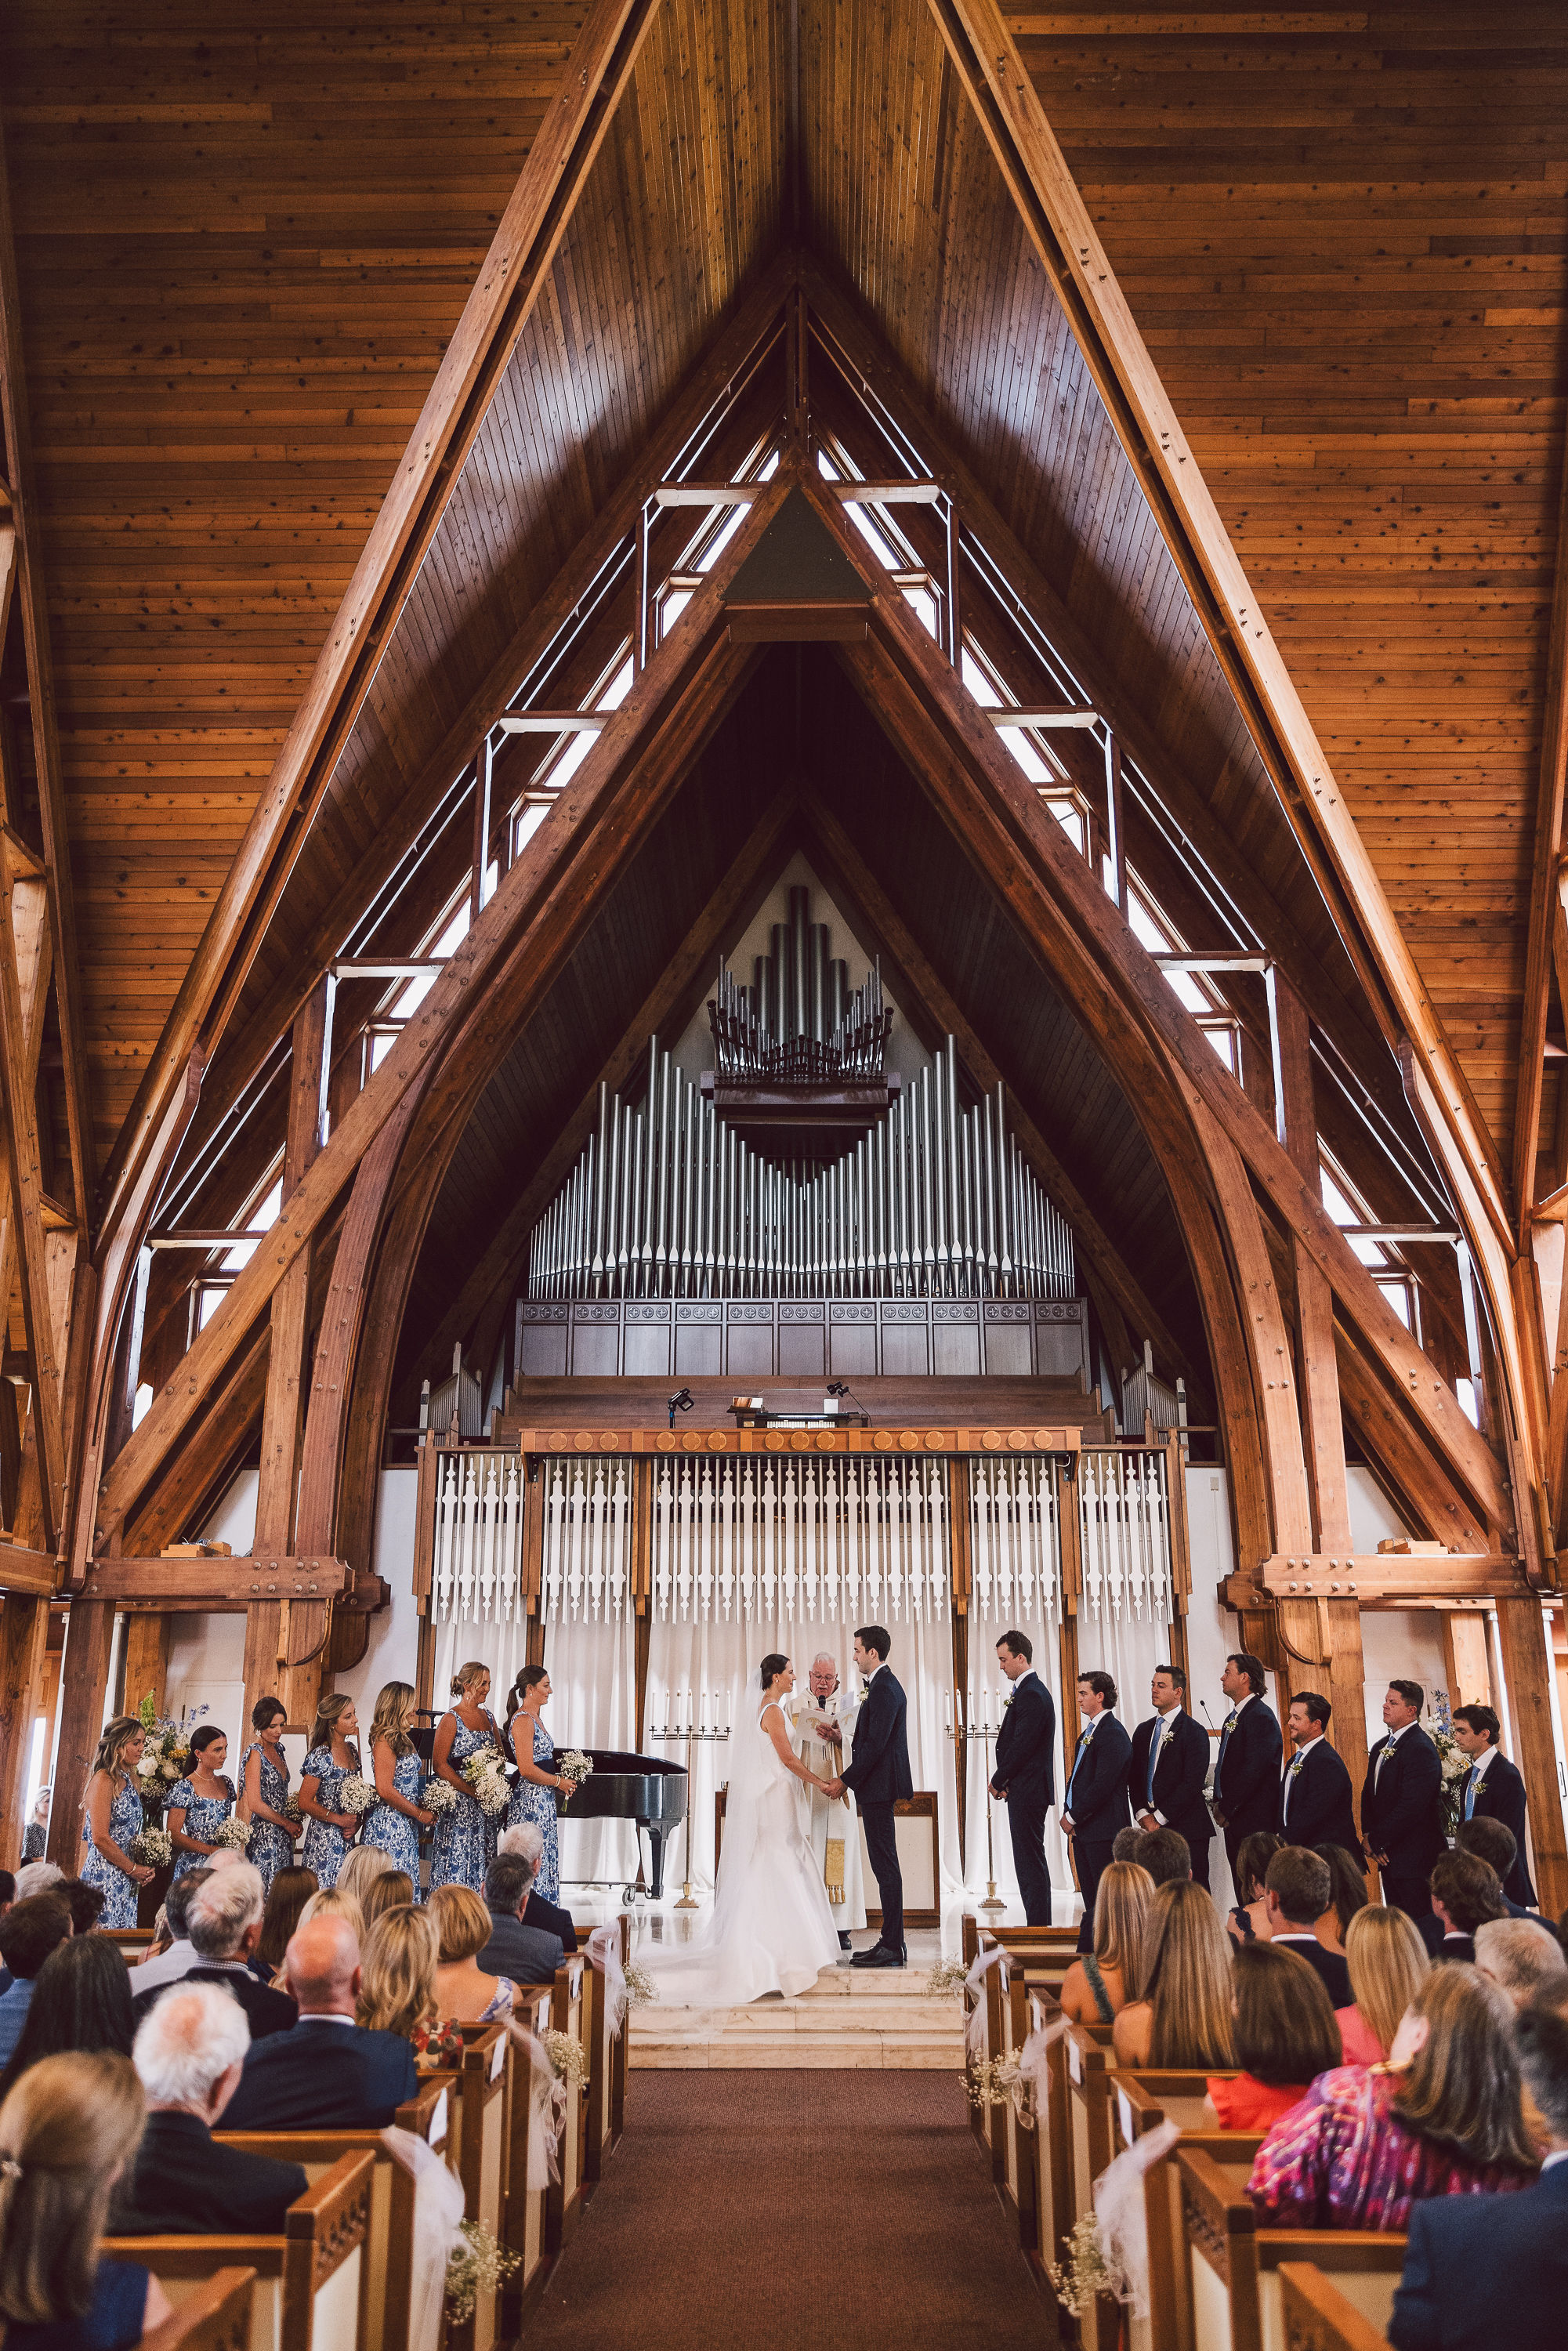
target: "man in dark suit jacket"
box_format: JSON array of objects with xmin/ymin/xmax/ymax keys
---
[
  {"xmin": 831, "ymin": 1625, "xmax": 913, "ymax": 1969},
  {"xmin": 1211, "ymin": 1653, "xmax": 1283, "ymax": 1889},
  {"xmin": 498, "ymin": 1825, "xmax": 578, "ymax": 1951},
  {"xmin": 1360, "ymin": 1680, "xmax": 1446, "ymax": 1920},
  {"xmin": 1061, "ymin": 1672, "xmax": 1132, "ymax": 1953},
  {"xmin": 132, "ymin": 1856, "xmax": 296, "ymax": 2042},
  {"xmin": 478, "ymin": 1853, "xmax": 564, "ymax": 1987},
  {"xmin": 114, "ymin": 1980, "xmax": 306, "ymax": 2236},
  {"xmin": 1425, "ymin": 1849, "xmax": 1504, "ymax": 1968},
  {"xmin": 1452, "ymin": 1705, "xmax": 1537, "ymax": 1907},
  {"xmin": 1389, "ymin": 1985, "xmax": 1568, "ymax": 2350},
  {"xmin": 1262, "ymin": 1846, "xmax": 1352, "ymax": 2005},
  {"xmin": 219, "ymin": 1915, "xmax": 418, "ymax": 2131},
  {"xmin": 1277, "ymin": 1692, "xmax": 1363, "ymax": 1861},
  {"xmin": 989, "ymin": 1629, "xmax": 1057, "ymax": 1925},
  {"xmin": 1128, "ymin": 1663, "xmax": 1213, "ymax": 1891}
]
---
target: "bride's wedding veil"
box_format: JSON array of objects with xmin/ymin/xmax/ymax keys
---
[{"xmin": 715, "ymin": 1664, "xmax": 770, "ymax": 1892}]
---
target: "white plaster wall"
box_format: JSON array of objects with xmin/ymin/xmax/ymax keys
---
[
  {"xmin": 162, "ymin": 1612, "xmax": 247, "ymax": 1767},
  {"xmin": 197, "ymin": 1468, "xmax": 258, "ymax": 1556},
  {"xmin": 335, "ymin": 1470, "xmax": 421, "ymax": 1717}
]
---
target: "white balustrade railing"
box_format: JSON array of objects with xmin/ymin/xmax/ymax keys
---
[
  {"xmin": 966, "ymin": 1454, "xmax": 1059, "ymax": 1621},
  {"xmin": 430, "ymin": 1448, "xmax": 529, "ymax": 1623},
  {"xmin": 1077, "ymin": 1448, "xmax": 1171, "ymax": 1622},
  {"xmin": 648, "ymin": 1455, "xmax": 948, "ymax": 1623}
]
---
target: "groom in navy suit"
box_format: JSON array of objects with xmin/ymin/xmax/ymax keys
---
[{"xmin": 828, "ymin": 1625, "xmax": 913, "ymax": 1969}]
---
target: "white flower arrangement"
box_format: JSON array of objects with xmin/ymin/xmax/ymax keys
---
[
  {"xmin": 461, "ymin": 1744, "xmax": 511, "ymax": 1818},
  {"xmin": 556, "ymin": 1750, "xmax": 593, "ymax": 1811},
  {"xmin": 422, "ymin": 1777, "xmax": 460, "ymax": 1816},
  {"xmin": 925, "ymin": 1958, "xmax": 968, "ymax": 1998},
  {"xmin": 337, "ymin": 1774, "xmax": 377, "ymax": 1816},
  {"xmin": 965, "ymin": 2048, "xmax": 1023, "ymax": 2112},
  {"xmin": 1048, "ymin": 2215, "xmax": 1115, "ymax": 2320},
  {"xmin": 541, "ymin": 2027, "xmax": 588, "ymax": 2090},
  {"xmin": 133, "ymin": 1693, "xmax": 200, "ymax": 1816},
  {"xmin": 623, "ymin": 1958, "xmax": 659, "ymax": 2008},
  {"xmin": 1427, "ymin": 1695, "xmax": 1469, "ymax": 1836},
  {"xmin": 444, "ymin": 2220, "xmax": 520, "ymax": 2324},
  {"xmin": 212, "ymin": 1817, "xmax": 252, "ymax": 1850},
  {"xmin": 129, "ymin": 1825, "xmax": 173, "ymax": 1868}
]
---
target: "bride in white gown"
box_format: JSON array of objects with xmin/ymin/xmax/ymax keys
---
[{"xmin": 645, "ymin": 1654, "xmax": 844, "ymax": 2005}]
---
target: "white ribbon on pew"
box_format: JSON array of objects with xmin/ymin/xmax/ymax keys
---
[
  {"xmin": 586, "ymin": 1922, "xmax": 628, "ymax": 2034},
  {"xmin": 1092, "ymin": 2118, "xmax": 1181, "ymax": 2320},
  {"xmin": 508, "ymin": 2022, "xmax": 569, "ymax": 2184},
  {"xmin": 963, "ymin": 1941, "xmax": 1009, "ymax": 2063},
  {"xmin": 380, "ymin": 2127, "xmax": 467, "ymax": 2351},
  {"xmin": 1009, "ymin": 2013, "xmax": 1068, "ymax": 2130}
]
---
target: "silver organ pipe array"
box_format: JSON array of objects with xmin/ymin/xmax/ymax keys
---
[
  {"xmin": 527, "ymin": 1033, "xmax": 1076, "ymax": 1300},
  {"xmin": 708, "ymin": 956, "xmax": 889, "ymax": 1083}
]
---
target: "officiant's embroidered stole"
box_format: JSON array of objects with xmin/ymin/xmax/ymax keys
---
[{"xmin": 824, "ymin": 1838, "xmax": 846, "ymax": 1904}]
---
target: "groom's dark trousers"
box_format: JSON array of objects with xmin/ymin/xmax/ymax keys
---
[
  {"xmin": 841, "ymin": 1665, "xmax": 914, "ymax": 1949},
  {"xmin": 860, "ymin": 1804, "xmax": 903, "ymax": 1951}
]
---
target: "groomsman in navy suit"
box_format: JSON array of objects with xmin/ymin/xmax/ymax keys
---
[
  {"xmin": 1360, "ymin": 1679, "xmax": 1445, "ymax": 1921},
  {"xmin": 1211, "ymin": 1653, "xmax": 1282, "ymax": 1888},
  {"xmin": 1127, "ymin": 1664, "xmax": 1214, "ymax": 1891},
  {"xmin": 1061, "ymin": 1671, "xmax": 1131, "ymax": 1951},
  {"xmin": 1276, "ymin": 1692, "xmax": 1363, "ymax": 1862},
  {"xmin": 989, "ymin": 1629, "xmax": 1057, "ymax": 1925},
  {"xmin": 1450, "ymin": 1704, "xmax": 1537, "ymax": 1908}
]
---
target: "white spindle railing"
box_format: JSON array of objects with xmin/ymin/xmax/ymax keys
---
[{"xmin": 1077, "ymin": 1448, "xmax": 1171, "ymax": 1623}]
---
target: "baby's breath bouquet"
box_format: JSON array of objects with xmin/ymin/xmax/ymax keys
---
[
  {"xmin": 965, "ymin": 2049, "xmax": 1023, "ymax": 2111},
  {"xmin": 444, "ymin": 2221, "xmax": 520, "ymax": 2324},
  {"xmin": 212, "ymin": 1816, "xmax": 252, "ymax": 1851},
  {"xmin": 1428, "ymin": 1693, "xmax": 1470, "ymax": 1835},
  {"xmin": 623, "ymin": 1958, "xmax": 659, "ymax": 2009},
  {"xmin": 925, "ymin": 1958, "xmax": 968, "ymax": 1997},
  {"xmin": 1048, "ymin": 2215, "xmax": 1115, "ymax": 2320},
  {"xmin": 555, "ymin": 1749, "xmax": 593, "ymax": 1814},
  {"xmin": 542, "ymin": 2027, "xmax": 588, "ymax": 2091},
  {"xmin": 336, "ymin": 1774, "xmax": 376, "ymax": 1817},
  {"xmin": 422, "ymin": 1777, "xmax": 459, "ymax": 1817},
  {"xmin": 129, "ymin": 1824, "xmax": 173, "ymax": 1869},
  {"xmin": 462, "ymin": 1744, "xmax": 511, "ymax": 1818}
]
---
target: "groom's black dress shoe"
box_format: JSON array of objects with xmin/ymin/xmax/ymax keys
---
[
  {"xmin": 850, "ymin": 1942, "xmax": 907, "ymax": 1969},
  {"xmin": 838, "ymin": 1932, "xmax": 853, "ymax": 1951}
]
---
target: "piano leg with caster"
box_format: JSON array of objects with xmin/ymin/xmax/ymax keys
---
[{"xmin": 646, "ymin": 1824, "xmax": 669, "ymax": 1900}]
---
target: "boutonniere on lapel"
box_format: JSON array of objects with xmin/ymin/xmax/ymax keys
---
[
  {"xmin": 1381, "ymin": 1735, "xmax": 1397, "ymax": 1761},
  {"xmin": 1003, "ymin": 1694, "xmax": 1016, "ymax": 1711},
  {"xmin": 1287, "ymin": 1751, "xmax": 1308, "ymax": 1780},
  {"xmin": 1222, "ymin": 1709, "xmax": 1240, "ymax": 1733}
]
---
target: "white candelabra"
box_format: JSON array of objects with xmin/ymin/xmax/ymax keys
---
[{"xmin": 646, "ymin": 1685, "xmax": 732, "ymax": 1910}]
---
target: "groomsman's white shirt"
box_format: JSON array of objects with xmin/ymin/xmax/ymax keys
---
[
  {"xmin": 1374, "ymin": 1718, "xmax": 1418, "ymax": 1788},
  {"xmin": 1280, "ymin": 1730, "xmax": 1324, "ymax": 1828}
]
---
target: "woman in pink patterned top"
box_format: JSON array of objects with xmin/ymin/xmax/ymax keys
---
[{"xmin": 1248, "ymin": 1962, "xmax": 1538, "ymax": 2230}]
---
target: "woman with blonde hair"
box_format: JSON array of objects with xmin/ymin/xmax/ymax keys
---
[
  {"xmin": 357, "ymin": 1906, "xmax": 441, "ymax": 2040},
  {"xmin": 1249, "ymin": 1960, "xmax": 1537, "ymax": 2228},
  {"xmin": 361, "ymin": 1683, "xmax": 433, "ymax": 1893},
  {"xmin": 429, "ymin": 1663, "xmax": 502, "ymax": 1895},
  {"xmin": 299, "ymin": 1693, "xmax": 364, "ymax": 1889},
  {"xmin": 1059, "ymin": 1862, "xmax": 1153, "ymax": 2026},
  {"xmin": 0, "ymin": 2050, "xmax": 172, "ymax": 2348},
  {"xmin": 336, "ymin": 1842, "xmax": 393, "ymax": 1909},
  {"xmin": 1114, "ymin": 1880, "xmax": 1237, "ymax": 2067},
  {"xmin": 1336, "ymin": 1902, "xmax": 1429, "ymax": 2065},
  {"xmin": 428, "ymin": 1885, "xmax": 516, "ymax": 2023},
  {"xmin": 360, "ymin": 1871, "xmax": 415, "ymax": 1932},
  {"xmin": 78, "ymin": 1717, "xmax": 154, "ymax": 1928},
  {"xmin": 295, "ymin": 1885, "xmax": 364, "ymax": 1942}
]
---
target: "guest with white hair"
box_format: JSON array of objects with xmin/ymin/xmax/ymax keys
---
[
  {"xmin": 12, "ymin": 1864, "xmax": 63, "ymax": 1907},
  {"xmin": 132, "ymin": 1863, "xmax": 295, "ymax": 2041},
  {"xmin": 20, "ymin": 1789, "xmax": 49, "ymax": 1864},
  {"xmin": 112, "ymin": 1983, "xmax": 305, "ymax": 2235},
  {"xmin": 497, "ymin": 1822, "xmax": 578, "ymax": 1951},
  {"xmin": 1475, "ymin": 1915, "xmax": 1568, "ymax": 2010},
  {"xmin": 127, "ymin": 1868, "xmax": 212, "ymax": 1998}
]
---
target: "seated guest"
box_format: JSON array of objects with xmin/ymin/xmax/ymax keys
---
[
  {"xmin": 357, "ymin": 1906, "xmax": 454, "ymax": 2066},
  {"xmin": 1248, "ymin": 1962, "xmax": 1537, "ymax": 2230},
  {"xmin": 1337, "ymin": 1902, "xmax": 1429, "ymax": 2065},
  {"xmin": 1208, "ymin": 1942, "xmax": 1342, "ymax": 2131},
  {"xmin": 1436, "ymin": 1820, "xmax": 1530, "ymax": 1942},
  {"xmin": 0, "ymin": 1936, "xmax": 135, "ymax": 2099},
  {"xmin": 478, "ymin": 1856, "xmax": 564, "ymax": 1989},
  {"xmin": 112, "ymin": 1983, "xmax": 306, "ymax": 2236},
  {"xmin": 1114, "ymin": 1881, "xmax": 1236, "ymax": 2067},
  {"xmin": 1134, "ymin": 1826, "xmax": 1191, "ymax": 1889},
  {"xmin": 296, "ymin": 1885, "xmax": 364, "ymax": 1942},
  {"xmin": 0, "ymin": 1897, "xmax": 73, "ymax": 2067},
  {"xmin": 12, "ymin": 1865, "xmax": 63, "ymax": 1907},
  {"xmin": 1111, "ymin": 1827, "xmax": 1146, "ymax": 1866},
  {"xmin": 129, "ymin": 1868, "xmax": 212, "ymax": 1995},
  {"xmin": 0, "ymin": 2049, "xmax": 171, "ymax": 2350},
  {"xmin": 498, "ymin": 1824, "xmax": 578, "ymax": 1952},
  {"xmin": 1389, "ymin": 1983, "xmax": 1568, "ymax": 2349},
  {"xmin": 1475, "ymin": 1916, "xmax": 1568, "ymax": 2010},
  {"xmin": 20, "ymin": 1789, "xmax": 49, "ymax": 1865},
  {"xmin": 429, "ymin": 1886, "xmax": 519, "ymax": 2023},
  {"xmin": 1226, "ymin": 1831, "xmax": 1282, "ymax": 1947},
  {"xmin": 250, "ymin": 1864, "xmax": 317, "ymax": 1986},
  {"xmin": 1429, "ymin": 1851, "xmax": 1505, "ymax": 1963},
  {"xmin": 133, "ymin": 1863, "xmax": 295, "ymax": 2042},
  {"xmin": 359, "ymin": 1870, "xmax": 415, "ymax": 1934},
  {"xmin": 1262, "ymin": 1848, "xmax": 1353, "ymax": 2006},
  {"xmin": 219, "ymin": 1916, "xmax": 418, "ymax": 2130},
  {"xmin": 53, "ymin": 1881, "xmax": 107, "ymax": 1939},
  {"xmin": 1314, "ymin": 1843, "xmax": 1369, "ymax": 1948},
  {"xmin": 335, "ymin": 1846, "xmax": 394, "ymax": 1912},
  {"xmin": 1059, "ymin": 1861, "xmax": 1153, "ymax": 2027}
]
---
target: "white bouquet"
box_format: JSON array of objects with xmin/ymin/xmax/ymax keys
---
[
  {"xmin": 1428, "ymin": 1696, "xmax": 1470, "ymax": 1836},
  {"xmin": 422, "ymin": 1777, "xmax": 460, "ymax": 1816},
  {"xmin": 461, "ymin": 1744, "xmax": 511, "ymax": 1818},
  {"xmin": 212, "ymin": 1817, "xmax": 252, "ymax": 1851},
  {"xmin": 541, "ymin": 2027, "xmax": 588, "ymax": 2089},
  {"xmin": 129, "ymin": 1824, "xmax": 172, "ymax": 1868},
  {"xmin": 337, "ymin": 1774, "xmax": 377, "ymax": 1817},
  {"xmin": 556, "ymin": 1751, "xmax": 593, "ymax": 1808}
]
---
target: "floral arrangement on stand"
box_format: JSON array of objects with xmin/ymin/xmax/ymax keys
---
[
  {"xmin": 444, "ymin": 2220, "xmax": 520, "ymax": 2324},
  {"xmin": 212, "ymin": 1817, "xmax": 252, "ymax": 1852},
  {"xmin": 128, "ymin": 1824, "xmax": 173, "ymax": 1870},
  {"xmin": 1048, "ymin": 2215, "xmax": 1116, "ymax": 2320},
  {"xmin": 541, "ymin": 2027, "xmax": 588, "ymax": 2092},
  {"xmin": 555, "ymin": 1751, "xmax": 593, "ymax": 1814},
  {"xmin": 132, "ymin": 1692, "xmax": 202, "ymax": 1819},
  {"xmin": 1427, "ymin": 1694, "xmax": 1470, "ymax": 1836},
  {"xmin": 461, "ymin": 1744, "xmax": 512, "ymax": 1819}
]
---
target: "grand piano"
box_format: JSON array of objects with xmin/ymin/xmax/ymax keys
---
[{"xmin": 564, "ymin": 1749, "xmax": 687, "ymax": 1901}]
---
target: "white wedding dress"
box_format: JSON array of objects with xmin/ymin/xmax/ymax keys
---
[{"xmin": 645, "ymin": 1677, "xmax": 842, "ymax": 2005}]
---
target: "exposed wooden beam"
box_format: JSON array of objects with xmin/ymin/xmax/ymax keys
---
[
  {"xmin": 95, "ymin": 0, "xmax": 664, "ymax": 1268},
  {"xmin": 0, "ymin": 836, "xmax": 63, "ymax": 1540},
  {"xmin": 1269, "ymin": 970, "xmax": 1353, "ymax": 1553},
  {"xmin": 80, "ymin": 1556, "xmax": 353, "ymax": 1607},
  {"xmin": 1512, "ymin": 419, "xmax": 1568, "ymax": 1224}
]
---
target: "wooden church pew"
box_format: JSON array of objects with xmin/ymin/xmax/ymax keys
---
[
  {"xmin": 1179, "ymin": 2148, "xmax": 1405, "ymax": 2351},
  {"xmin": 103, "ymin": 2150, "xmax": 375, "ymax": 2351},
  {"xmin": 582, "ymin": 1913, "xmax": 631, "ymax": 2183},
  {"xmin": 1112, "ymin": 2076, "xmax": 1265, "ymax": 2351},
  {"xmin": 139, "ymin": 2268, "xmax": 255, "ymax": 2351},
  {"xmin": 1279, "ymin": 2262, "xmax": 1396, "ymax": 2351},
  {"xmin": 545, "ymin": 1954, "xmax": 589, "ymax": 2254},
  {"xmin": 502, "ymin": 1983, "xmax": 556, "ymax": 2326},
  {"xmin": 446, "ymin": 2023, "xmax": 510, "ymax": 2351}
]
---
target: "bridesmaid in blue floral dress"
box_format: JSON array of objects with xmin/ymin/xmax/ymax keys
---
[
  {"xmin": 505, "ymin": 1666, "xmax": 567, "ymax": 1904},
  {"xmin": 242, "ymin": 1695, "xmax": 302, "ymax": 1895},
  {"xmin": 166, "ymin": 1726, "xmax": 237, "ymax": 1881},
  {"xmin": 81, "ymin": 1714, "xmax": 156, "ymax": 1928},
  {"xmin": 363, "ymin": 1679, "xmax": 434, "ymax": 1893},
  {"xmin": 299, "ymin": 1693, "xmax": 364, "ymax": 1889},
  {"xmin": 429, "ymin": 1662, "xmax": 503, "ymax": 1892}
]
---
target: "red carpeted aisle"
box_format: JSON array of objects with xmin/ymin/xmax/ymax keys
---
[{"xmin": 523, "ymin": 2071, "xmax": 1049, "ymax": 2350}]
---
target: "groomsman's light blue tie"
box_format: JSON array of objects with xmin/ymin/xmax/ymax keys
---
[
  {"xmin": 1146, "ymin": 1714, "xmax": 1165, "ymax": 1807},
  {"xmin": 1069, "ymin": 1722, "xmax": 1094, "ymax": 1809},
  {"xmin": 1464, "ymin": 1765, "xmax": 1479, "ymax": 1822}
]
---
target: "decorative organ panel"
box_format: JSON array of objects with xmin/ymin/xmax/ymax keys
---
[
  {"xmin": 965, "ymin": 1456, "xmax": 1059, "ymax": 1621},
  {"xmin": 1077, "ymin": 1450, "xmax": 1172, "ymax": 1623}
]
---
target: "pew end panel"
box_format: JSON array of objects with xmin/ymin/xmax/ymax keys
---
[
  {"xmin": 1179, "ymin": 2148, "xmax": 1405, "ymax": 2351},
  {"xmin": 1279, "ymin": 2262, "xmax": 1399, "ymax": 2351},
  {"xmin": 139, "ymin": 2267, "xmax": 256, "ymax": 2351},
  {"xmin": 545, "ymin": 1956, "xmax": 588, "ymax": 2255}
]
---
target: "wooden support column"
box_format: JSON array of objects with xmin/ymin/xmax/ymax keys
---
[
  {"xmin": 245, "ymin": 979, "xmax": 331, "ymax": 1733},
  {"xmin": 120, "ymin": 1612, "xmax": 170, "ymax": 1718},
  {"xmin": 0, "ymin": 835, "xmax": 65, "ymax": 1543},
  {"xmin": 1494, "ymin": 1596, "xmax": 1568, "ymax": 1915},
  {"xmin": 0, "ymin": 1593, "xmax": 49, "ymax": 1867},
  {"xmin": 1268, "ymin": 970, "xmax": 1352, "ymax": 1554},
  {"xmin": 46, "ymin": 1597, "xmax": 114, "ymax": 1869},
  {"xmin": 1442, "ymin": 1610, "xmax": 1492, "ymax": 1710}
]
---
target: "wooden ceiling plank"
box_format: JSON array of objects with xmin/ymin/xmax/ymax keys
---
[
  {"xmin": 1510, "ymin": 419, "xmax": 1568, "ymax": 1226},
  {"xmin": 95, "ymin": 0, "xmax": 666, "ymax": 1268}
]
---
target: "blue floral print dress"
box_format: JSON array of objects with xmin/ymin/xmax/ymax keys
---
[
  {"xmin": 429, "ymin": 1710, "xmax": 502, "ymax": 1893},
  {"xmin": 505, "ymin": 1713, "xmax": 560, "ymax": 1903},
  {"xmin": 300, "ymin": 1744, "xmax": 360, "ymax": 1888},
  {"xmin": 362, "ymin": 1744, "xmax": 426, "ymax": 1894},
  {"xmin": 167, "ymin": 1773, "xmax": 237, "ymax": 1881},
  {"xmin": 242, "ymin": 1741, "xmax": 296, "ymax": 1895},
  {"xmin": 80, "ymin": 1770, "xmax": 145, "ymax": 1927}
]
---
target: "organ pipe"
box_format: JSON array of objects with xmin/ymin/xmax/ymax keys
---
[{"xmin": 527, "ymin": 1034, "xmax": 1075, "ymax": 1302}]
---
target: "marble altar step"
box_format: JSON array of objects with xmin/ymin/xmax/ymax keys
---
[{"xmin": 628, "ymin": 1961, "xmax": 965, "ymax": 2070}]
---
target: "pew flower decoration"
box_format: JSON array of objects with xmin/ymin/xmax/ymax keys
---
[
  {"xmin": 337, "ymin": 1774, "xmax": 377, "ymax": 1817},
  {"xmin": 212, "ymin": 1817, "xmax": 252, "ymax": 1851},
  {"xmin": 461, "ymin": 1744, "xmax": 512, "ymax": 1818},
  {"xmin": 556, "ymin": 1751, "xmax": 593, "ymax": 1813},
  {"xmin": 128, "ymin": 1824, "xmax": 173, "ymax": 1869},
  {"xmin": 925, "ymin": 1958, "xmax": 968, "ymax": 1998},
  {"xmin": 541, "ymin": 2028, "xmax": 588, "ymax": 2091},
  {"xmin": 965, "ymin": 2049, "xmax": 1023, "ymax": 2112},
  {"xmin": 623, "ymin": 1958, "xmax": 659, "ymax": 2009},
  {"xmin": 1048, "ymin": 2215, "xmax": 1115, "ymax": 2321},
  {"xmin": 1428, "ymin": 1694, "xmax": 1469, "ymax": 1835},
  {"xmin": 444, "ymin": 2220, "xmax": 520, "ymax": 2325}
]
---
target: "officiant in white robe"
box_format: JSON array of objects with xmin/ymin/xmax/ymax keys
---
[{"xmin": 788, "ymin": 1653, "xmax": 867, "ymax": 1946}]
